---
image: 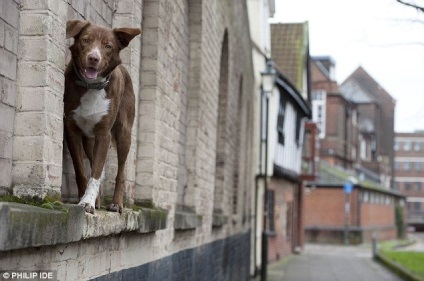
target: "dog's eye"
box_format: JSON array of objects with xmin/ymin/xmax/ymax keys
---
[
  {"xmin": 82, "ymin": 38, "xmax": 89, "ymax": 44},
  {"xmin": 105, "ymin": 44, "xmax": 112, "ymax": 50}
]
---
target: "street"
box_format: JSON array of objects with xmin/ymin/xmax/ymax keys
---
[{"xmin": 266, "ymin": 244, "xmax": 403, "ymax": 281}]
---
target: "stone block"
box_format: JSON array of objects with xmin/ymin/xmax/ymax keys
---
[
  {"xmin": 14, "ymin": 112, "xmax": 63, "ymax": 141},
  {"xmin": 12, "ymin": 136, "xmax": 45, "ymax": 162},
  {"xmin": 0, "ymin": 103, "xmax": 15, "ymax": 133},
  {"xmin": 18, "ymin": 37, "xmax": 48, "ymax": 62},
  {"xmin": 20, "ymin": 13, "xmax": 51, "ymax": 36},
  {"xmin": 17, "ymin": 63, "xmax": 64, "ymax": 95},
  {"xmin": 0, "ymin": 77, "xmax": 16, "ymax": 107},
  {"xmin": 0, "ymin": 48, "xmax": 17, "ymax": 80},
  {"xmin": 20, "ymin": 0, "xmax": 67, "ymax": 19},
  {"xmin": 4, "ymin": 23, "xmax": 18, "ymax": 54},
  {"xmin": 0, "ymin": 130, "xmax": 13, "ymax": 159},
  {"xmin": 17, "ymin": 62, "xmax": 48, "ymax": 87},
  {"xmin": 0, "ymin": 20, "xmax": 4, "ymax": 47},
  {"xmin": 12, "ymin": 162, "xmax": 48, "ymax": 186},
  {"xmin": 0, "ymin": 0, "xmax": 19, "ymax": 28},
  {"xmin": 0, "ymin": 158, "xmax": 12, "ymax": 188},
  {"xmin": 0, "ymin": 203, "xmax": 84, "ymax": 251},
  {"xmin": 18, "ymin": 87, "xmax": 62, "ymax": 116}
]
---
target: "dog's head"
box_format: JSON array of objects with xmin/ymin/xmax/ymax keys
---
[{"xmin": 66, "ymin": 20, "xmax": 141, "ymax": 81}]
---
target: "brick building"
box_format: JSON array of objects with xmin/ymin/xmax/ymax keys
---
[
  {"xmin": 304, "ymin": 57, "xmax": 405, "ymax": 244},
  {"xmin": 264, "ymin": 22, "xmax": 311, "ymax": 262},
  {"xmin": 310, "ymin": 57, "xmax": 359, "ymax": 170},
  {"xmin": 394, "ymin": 132, "xmax": 424, "ymax": 230},
  {"xmin": 341, "ymin": 67, "xmax": 396, "ymax": 188},
  {"xmin": 0, "ymin": 0, "xmax": 257, "ymax": 280},
  {"xmin": 311, "ymin": 58, "xmax": 396, "ymax": 188},
  {"xmin": 304, "ymin": 162, "xmax": 405, "ymax": 244}
]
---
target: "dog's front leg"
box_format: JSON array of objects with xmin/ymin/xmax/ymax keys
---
[{"xmin": 78, "ymin": 133, "xmax": 111, "ymax": 214}]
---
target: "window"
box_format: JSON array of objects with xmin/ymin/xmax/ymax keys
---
[
  {"xmin": 277, "ymin": 96, "xmax": 286, "ymax": 144},
  {"xmin": 362, "ymin": 191, "xmax": 369, "ymax": 202},
  {"xmin": 312, "ymin": 90, "xmax": 326, "ymax": 101},
  {"xmin": 415, "ymin": 202, "xmax": 421, "ymax": 211},
  {"xmin": 394, "ymin": 161, "xmax": 400, "ymax": 170},
  {"xmin": 393, "ymin": 181, "xmax": 399, "ymax": 190},
  {"xmin": 394, "ymin": 141, "xmax": 399, "ymax": 151},
  {"xmin": 404, "ymin": 141, "xmax": 411, "ymax": 151},
  {"xmin": 415, "ymin": 162, "xmax": 422, "ymax": 171},
  {"xmin": 416, "ymin": 182, "xmax": 422, "ymax": 191},
  {"xmin": 404, "ymin": 162, "xmax": 411, "ymax": 171},
  {"xmin": 295, "ymin": 112, "xmax": 303, "ymax": 146},
  {"xmin": 267, "ymin": 190, "xmax": 275, "ymax": 233},
  {"xmin": 311, "ymin": 91, "xmax": 326, "ymax": 139},
  {"xmin": 414, "ymin": 142, "xmax": 422, "ymax": 151},
  {"xmin": 405, "ymin": 182, "xmax": 411, "ymax": 191}
]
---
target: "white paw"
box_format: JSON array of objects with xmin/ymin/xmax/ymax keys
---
[{"xmin": 78, "ymin": 178, "xmax": 100, "ymax": 214}]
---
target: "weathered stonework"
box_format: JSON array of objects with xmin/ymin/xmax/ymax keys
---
[
  {"xmin": 0, "ymin": 0, "xmax": 256, "ymax": 280},
  {"xmin": 12, "ymin": 0, "xmax": 67, "ymax": 198},
  {"xmin": 0, "ymin": 202, "xmax": 167, "ymax": 251}
]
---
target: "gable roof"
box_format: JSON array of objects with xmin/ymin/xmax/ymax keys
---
[
  {"xmin": 340, "ymin": 79, "xmax": 375, "ymax": 104},
  {"xmin": 341, "ymin": 66, "xmax": 396, "ymax": 105},
  {"xmin": 271, "ymin": 22, "xmax": 309, "ymax": 93}
]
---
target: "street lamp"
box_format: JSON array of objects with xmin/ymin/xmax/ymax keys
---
[
  {"xmin": 261, "ymin": 60, "xmax": 276, "ymax": 94},
  {"xmin": 259, "ymin": 58, "xmax": 276, "ymax": 281}
]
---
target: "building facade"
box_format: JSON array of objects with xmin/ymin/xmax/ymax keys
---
[
  {"xmin": 394, "ymin": 132, "xmax": 424, "ymax": 230},
  {"xmin": 305, "ymin": 57, "xmax": 404, "ymax": 244},
  {"xmin": 310, "ymin": 57, "xmax": 359, "ymax": 170},
  {"xmin": 341, "ymin": 67, "xmax": 396, "ymax": 188},
  {"xmin": 266, "ymin": 22, "xmax": 311, "ymax": 262},
  {"xmin": 304, "ymin": 162, "xmax": 405, "ymax": 244},
  {"xmin": 0, "ymin": 1, "xmax": 257, "ymax": 280}
]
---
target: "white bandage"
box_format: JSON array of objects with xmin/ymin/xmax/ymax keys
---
[{"xmin": 78, "ymin": 177, "xmax": 100, "ymax": 208}]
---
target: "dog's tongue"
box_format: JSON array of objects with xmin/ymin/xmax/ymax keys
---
[{"xmin": 85, "ymin": 68, "xmax": 99, "ymax": 79}]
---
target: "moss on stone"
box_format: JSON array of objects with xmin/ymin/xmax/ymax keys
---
[
  {"xmin": 0, "ymin": 194, "xmax": 67, "ymax": 213},
  {"xmin": 134, "ymin": 199, "xmax": 155, "ymax": 209}
]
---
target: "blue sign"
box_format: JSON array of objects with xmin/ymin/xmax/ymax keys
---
[{"xmin": 343, "ymin": 182, "xmax": 353, "ymax": 194}]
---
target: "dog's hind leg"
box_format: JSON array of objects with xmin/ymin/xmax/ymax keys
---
[
  {"xmin": 65, "ymin": 131, "xmax": 87, "ymax": 199},
  {"xmin": 107, "ymin": 125, "xmax": 131, "ymax": 214}
]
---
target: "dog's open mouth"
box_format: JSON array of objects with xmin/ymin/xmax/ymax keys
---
[{"xmin": 84, "ymin": 67, "xmax": 100, "ymax": 80}]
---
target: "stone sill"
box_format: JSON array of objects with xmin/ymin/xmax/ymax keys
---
[
  {"xmin": 212, "ymin": 211, "xmax": 228, "ymax": 228},
  {"xmin": 174, "ymin": 208, "xmax": 202, "ymax": 231},
  {"xmin": 0, "ymin": 202, "xmax": 167, "ymax": 252}
]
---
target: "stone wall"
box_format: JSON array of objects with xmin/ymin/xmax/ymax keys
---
[
  {"xmin": 0, "ymin": 0, "xmax": 20, "ymax": 194},
  {"xmin": 0, "ymin": 0, "xmax": 256, "ymax": 280}
]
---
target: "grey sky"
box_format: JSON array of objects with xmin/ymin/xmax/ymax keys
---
[{"xmin": 271, "ymin": 0, "xmax": 424, "ymax": 132}]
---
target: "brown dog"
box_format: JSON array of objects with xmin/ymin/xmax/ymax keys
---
[{"xmin": 64, "ymin": 20, "xmax": 141, "ymax": 214}]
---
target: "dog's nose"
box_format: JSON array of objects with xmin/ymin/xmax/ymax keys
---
[{"xmin": 88, "ymin": 53, "xmax": 100, "ymax": 64}]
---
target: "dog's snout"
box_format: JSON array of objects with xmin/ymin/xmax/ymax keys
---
[
  {"xmin": 88, "ymin": 53, "xmax": 100, "ymax": 64},
  {"xmin": 87, "ymin": 48, "xmax": 101, "ymax": 66}
]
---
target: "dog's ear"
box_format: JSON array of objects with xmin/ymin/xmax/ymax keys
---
[
  {"xmin": 66, "ymin": 20, "xmax": 90, "ymax": 39},
  {"xmin": 113, "ymin": 28, "xmax": 142, "ymax": 49}
]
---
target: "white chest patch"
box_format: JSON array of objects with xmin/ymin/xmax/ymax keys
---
[{"xmin": 73, "ymin": 89, "xmax": 110, "ymax": 137}]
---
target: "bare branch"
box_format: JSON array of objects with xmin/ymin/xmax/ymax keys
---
[{"xmin": 396, "ymin": 0, "xmax": 424, "ymax": 12}]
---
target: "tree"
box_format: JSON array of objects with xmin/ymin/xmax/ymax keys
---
[{"xmin": 396, "ymin": 0, "xmax": 424, "ymax": 12}]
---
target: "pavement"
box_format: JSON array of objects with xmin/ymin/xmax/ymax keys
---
[
  {"xmin": 253, "ymin": 244, "xmax": 404, "ymax": 281},
  {"xmin": 401, "ymin": 232, "xmax": 424, "ymax": 252}
]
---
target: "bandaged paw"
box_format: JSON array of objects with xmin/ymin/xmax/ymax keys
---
[{"xmin": 78, "ymin": 177, "xmax": 100, "ymax": 214}]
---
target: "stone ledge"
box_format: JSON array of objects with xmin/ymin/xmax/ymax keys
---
[
  {"xmin": 0, "ymin": 202, "xmax": 168, "ymax": 251},
  {"xmin": 174, "ymin": 208, "xmax": 202, "ymax": 230},
  {"xmin": 212, "ymin": 210, "xmax": 228, "ymax": 228}
]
